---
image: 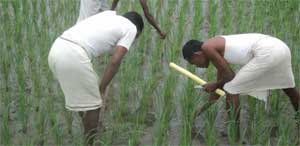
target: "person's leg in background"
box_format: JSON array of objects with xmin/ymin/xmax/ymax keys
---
[
  {"xmin": 283, "ymin": 87, "xmax": 300, "ymax": 144},
  {"xmin": 283, "ymin": 87, "xmax": 300, "ymax": 113}
]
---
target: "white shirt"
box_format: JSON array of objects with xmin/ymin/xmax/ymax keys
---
[
  {"xmin": 221, "ymin": 33, "xmax": 270, "ymax": 65},
  {"xmin": 61, "ymin": 11, "xmax": 137, "ymax": 58},
  {"xmin": 77, "ymin": 0, "xmax": 109, "ymax": 23}
]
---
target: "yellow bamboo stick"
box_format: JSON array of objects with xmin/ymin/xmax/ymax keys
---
[{"xmin": 169, "ymin": 62, "xmax": 226, "ymax": 96}]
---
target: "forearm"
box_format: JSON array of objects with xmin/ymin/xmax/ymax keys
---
[
  {"xmin": 139, "ymin": 0, "xmax": 163, "ymax": 33},
  {"xmin": 144, "ymin": 14, "xmax": 162, "ymax": 33},
  {"xmin": 100, "ymin": 62, "xmax": 121, "ymax": 92},
  {"xmin": 216, "ymin": 71, "xmax": 235, "ymax": 88}
]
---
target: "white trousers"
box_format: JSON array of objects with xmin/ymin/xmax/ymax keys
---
[{"xmin": 48, "ymin": 38, "xmax": 102, "ymax": 111}]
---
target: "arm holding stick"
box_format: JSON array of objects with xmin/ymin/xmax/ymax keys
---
[{"xmin": 169, "ymin": 62, "xmax": 226, "ymax": 96}]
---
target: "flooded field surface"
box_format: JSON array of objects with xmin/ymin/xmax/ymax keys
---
[{"xmin": 1, "ymin": 0, "xmax": 300, "ymax": 145}]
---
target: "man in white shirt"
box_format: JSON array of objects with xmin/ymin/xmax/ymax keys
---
[
  {"xmin": 48, "ymin": 11, "xmax": 144, "ymax": 145},
  {"xmin": 77, "ymin": 0, "xmax": 109, "ymax": 23}
]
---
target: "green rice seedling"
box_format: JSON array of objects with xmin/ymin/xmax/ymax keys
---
[
  {"xmin": 98, "ymin": 122, "xmax": 114, "ymax": 145},
  {"xmin": 1, "ymin": 0, "xmax": 300, "ymax": 145},
  {"xmin": 191, "ymin": 0, "xmax": 202, "ymax": 39},
  {"xmin": 33, "ymin": 101, "xmax": 47, "ymax": 145},
  {"xmin": 155, "ymin": 2, "xmax": 182, "ymax": 145},
  {"xmin": 276, "ymin": 106, "xmax": 298, "ymax": 146},
  {"xmin": 203, "ymin": 110, "xmax": 218, "ymax": 146},
  {"xmin": 46, "ymin": 96, "xmax": 63, "ymax": 144},
  {"xmin": 161, "ymin": 0, "xmax": 176, "ymax": 37},
  {"xmin": 226, "ymin": 104, "xmax": 242, "ymax": 145},
  {"xmin": 236, "ymin": 0, "xmax": 252, "ymax": 33},
  {"xmin": 208, "ymin": 0, "xmax": 218, "ymax": 37},
  {"xmin": 1, "ymin": 106, "xmax": 11, "ymax": 145},
  {"xmin": 0, "ymin": 0, "xmax": 14, "ymax": 108},
  {"xmin": 127, "ymin": 0, "xmax": 170, "ymax": 143},
  {"xmin": 172, "ymin": 0, "xmax": 189, "ymax": 59},
  {"xmin": 179, "ymin": 75, "xmax": 199, "ymax": 145},
  {"xmin": 222, "ymin": 0, "xmax": 233, "ymax": 34},
  {"xmin": 176, "ymin": 1, "xmax": 205, "ymax": 139},
  {"xmin": 128, "ymin": 70, "xmax": 158, "ymax": 144},
  {"xmin": 51, "ymin": 116, "xmax": 64, "ymax": 145},
  {"xmin": 253, "ymin": 0, "xmax": 266, "ymax": 32},
  {"xmin": 127, "ymin": 127, "xmax": 144, "ymax": 146},
  {"xmin": 154, "ymin": 74, "xmax": 175, "ymax": 146},
  {"xmin": 268, "ymin": 91, "xmax": 283, "ymax": 133},
  {"xmin": 247, "ymin": 97, "xmax": 272, "ymax": 145},
  {"xmin": 0, "ymin": 3, "xmax": 14, "ymax": 145},
  {"xmin": 10, "ymin": 0, "xmax": 31, "ymax": 133}
]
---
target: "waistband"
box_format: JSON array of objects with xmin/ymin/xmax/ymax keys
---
[{"xmin": 58, "ymin": 36, "xmax": 93, "ymax": 60}]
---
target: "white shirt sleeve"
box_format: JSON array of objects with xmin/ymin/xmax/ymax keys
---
[{"xmin": 117, "ymin": 26, "xmax": 137, "ymax": 50}]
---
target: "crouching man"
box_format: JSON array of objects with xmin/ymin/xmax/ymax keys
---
[{"xmin": 182, "ymin": 33, "xmax": 300, "ymax": 141}]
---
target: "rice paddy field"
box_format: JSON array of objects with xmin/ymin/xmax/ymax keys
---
[{"xmin": 1, "ymin": 0, "xmax": 300, "ymax": 145}]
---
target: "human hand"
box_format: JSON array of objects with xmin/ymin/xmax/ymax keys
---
[
  {"xmin": 202, "ymin": 82, "xmax": 219, "ymax": 93},
  {"xmin": 100, "ymin": 86, "xmax": 108, "ymax": 110},
  {"xmin": 159, "ymin": 31, "xmax": 166, "ymax": 39}
]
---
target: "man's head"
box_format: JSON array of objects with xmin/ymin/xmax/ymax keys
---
[
  {"xmin": 182, "ymin": 40, "xmax": 209, "ymax": 68},
  {"xmin": 123, "ymin": 11, "xmax": 144, "ymax": 37}
]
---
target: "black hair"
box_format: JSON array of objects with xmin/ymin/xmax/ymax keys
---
[
  {"xmin": 123, "ymin": 11, "xmax": 144, "ymax": 32},
  {"xmin": 182, "ymin": 40, "xmax": 203, "ymax": 60}
]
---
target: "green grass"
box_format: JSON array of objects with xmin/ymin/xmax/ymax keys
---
[{"xmin": 0, "ymin": 0, "xmax": 299, "ymax": 145}]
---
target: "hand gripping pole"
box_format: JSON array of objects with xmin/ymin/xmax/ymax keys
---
[{"xmin": 169, "ymin": 62, "xmax": 226, "ymax": 96}]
